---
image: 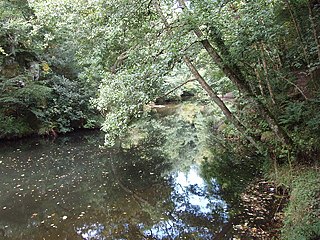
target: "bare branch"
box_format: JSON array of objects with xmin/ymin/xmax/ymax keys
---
[
  {"xmin": 158, "ymin": 78, "xmax": 197, "ymax": 99},
  {"xmin": 281, "ymin": 76, "xmax": 308, "ymax": 100}
]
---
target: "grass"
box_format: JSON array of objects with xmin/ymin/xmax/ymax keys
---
[{"xmin": 270, "ymin": 166, "xmax": 320, "ymax": 240}]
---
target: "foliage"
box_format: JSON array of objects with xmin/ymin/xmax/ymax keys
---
[
  {"xmin": 0, "ymin": 0, "xmax": 100, "ymax": 138},
  {"xmin": 42, "ymin": 75, "xmax": 99, "ymax": 133},
  {"xmin": 0, "ymin": 0, "xmax": 318, "ymax": 151},
  {"xmin": 281, "ymin": 169, "xmax": 320, "ymax": 240},
  {"xmin": 0, "ymin": 113, "xmax": 33, "ymax": 137},
  {"xmin": 0, "ymin": 0, "xmax": 319, "ymax": 237},
  {"xmin": 95, "ymin": 69, "xmax": 164, "ymax": 145},
  {"xmin": 0, "ymin": 77, "xmax": 50, "ymax": 137}
]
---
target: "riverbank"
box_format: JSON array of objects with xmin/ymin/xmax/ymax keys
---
[
  {"xmin": 232, "ymin": 179, "xmax": 288, "ymax": 239},
  {"xmin": 208, "ymin": 164, "xmax": 319, "ymax": 239},
  {"xmin": 269, "ymin": 165, "xmax": 320, "ymax": 240},
  {"xmin": 0, "ymin": 123, "xmax": 102, "ymax": 141}
]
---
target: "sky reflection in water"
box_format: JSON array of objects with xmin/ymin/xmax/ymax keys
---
[
  {"xmin": 144, "ymin": 167, "xmax": 228, "ymax": 240},
  {"xmin": 0, "ymin": 131, "xmax": 229, "ymax": 239},
  {"xmin": 75, "ymin": 167, "xmax": 228, "ymax": 240}
]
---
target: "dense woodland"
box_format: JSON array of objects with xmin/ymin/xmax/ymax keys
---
[{"xmin": 1, "ymin": 0, "xmax": 320, "ymax": 239}]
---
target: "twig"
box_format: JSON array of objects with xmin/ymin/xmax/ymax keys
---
[
  {"xmin": 182, "ymin": 40, "xmax": 202, "ymax": 53},
  {"xmin": 280, "ymin": 76, "xmax": 308, "ymax": 100}
]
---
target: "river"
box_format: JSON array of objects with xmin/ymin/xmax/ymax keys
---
[{"xmin": 0, "ymin": 103, "xmax": 281, "ymax": 239}]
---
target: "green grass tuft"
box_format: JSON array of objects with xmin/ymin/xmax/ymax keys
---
[{"xmin": 281, "ymin": 169, "xmax": 320, "ymax": 240}]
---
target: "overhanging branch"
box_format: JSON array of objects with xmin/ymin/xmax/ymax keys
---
[{"xmin": 158, "ymin": 78, "xmax": 197, "ymax": 99}]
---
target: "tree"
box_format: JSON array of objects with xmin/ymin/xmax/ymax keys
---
[
  {"xmin": 25, "ymin": 0, "xmax": 320, "ymax": 160},
  {"xmin": 0, "ymin": 0, "xmax": 100, "ymax": 138}
]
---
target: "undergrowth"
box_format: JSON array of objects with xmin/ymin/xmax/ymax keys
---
[{"xmin": 270, "ymin": 166, "xmax": 320, "ymax": 240}]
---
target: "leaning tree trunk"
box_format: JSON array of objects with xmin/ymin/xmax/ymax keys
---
[
  {"xmin": 153, "ymin": 0, "xmax": 263, "ymax": 153},
  {"xmin": 184, "ymin": 56, "xmax": 263, "ymax": 153},
  {"xmin": 260, "ymin": 44, "xmax": 276, "ymax": 104},
  {"xmin": 177, "ymin": 0, "xmax": 293, "ymax": 147}
]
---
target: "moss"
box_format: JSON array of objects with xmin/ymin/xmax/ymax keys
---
[{"xmin": 281, "ymin": 169, "xmax": 320, "ymax": 240}]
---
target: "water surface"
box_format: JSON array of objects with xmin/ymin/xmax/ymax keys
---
[
  {"xmin": 0, "ymin": 130, "xmax": 230, "ymax": 239},
  {"xmin": 0, "ymin": 102, "xmax": 272, "ymax": 239}
]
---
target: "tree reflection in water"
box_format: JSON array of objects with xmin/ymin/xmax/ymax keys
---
[
  {"xmin": 72, "ymin": 163, "xmax": 229, "ymax": 240},
  {"xmin": 0, "ymin": 103, "xmax": 239, "ymax": 239}
]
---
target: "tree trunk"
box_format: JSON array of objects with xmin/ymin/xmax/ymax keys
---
[
  {"xmin": 260, "ymin": 44, "xmax": 276, "ymax": 104},
  {"xmin": 254, "ymin": 45, "xmax": 265, "ymax": 96},
  {"xmin": 284, "ymin": 0, "xmax": 309, "ymax": 64},
  {"xmin": 158, "ymin": 78, "xmax": 196, "ymax": 99},
  {"xmin": 154, "ymin": 0, "xmax": 263, "ymax": 153},
  {"xmin": 183, "ymin": 56, "xmax": 263, "ymax": 152},
  {"xmin": 177, "ymin": 0, "xmax": 293, "ymax": 147},
  {"xmin": 255, "ymin": 66, "xmax": 265, "ymax": 97}
]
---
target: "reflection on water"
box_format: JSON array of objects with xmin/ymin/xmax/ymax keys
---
[
  {"xmin": 76, "ymin": 223, "xmax": 105, "ymax": 240},
  {"xmin": 0, "ymin": 130, "xmax": 231, "ymax": 239},
  {"xmin": 173, "ymin": 167, "xmax": 224, "ymax": 215},
  {"xmin": 146, "ymin": 167, "xmax": 228, "ymax": 239}
]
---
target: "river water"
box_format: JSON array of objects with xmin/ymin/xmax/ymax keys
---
[
  {"xmin": 0, "ymin": 103, "xmax": 275, "ymax": 239},
  {"xmin": 0, "ymin": 130, "xmax": 232, "ymax": 239}
]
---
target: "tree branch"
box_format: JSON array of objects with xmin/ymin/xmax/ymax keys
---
[
  {"xmin": 281, "ymin": 76, "xmax": 308, "ymax": 100},
  {"xmin": 110, "ymin": 52, "xmax": 128, "ymax": 74},
  {"xmin": 158, "ymin": 78, "xmax": 197, "ymax": 99}
]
